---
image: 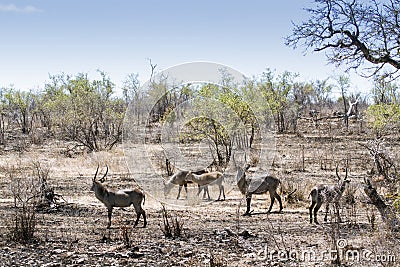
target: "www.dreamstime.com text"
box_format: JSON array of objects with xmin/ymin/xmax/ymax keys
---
[{"xmin": 245, "ymin": 239, "xmax": 396, "ymax": 264}]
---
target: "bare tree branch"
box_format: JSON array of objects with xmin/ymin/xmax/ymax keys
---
[{"xmin": 286, "ymin": 0, "xmax": 400, "ymax": 77}]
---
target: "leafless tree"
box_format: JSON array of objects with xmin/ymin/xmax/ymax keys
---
[
  {"xmin": 361, "ymin": 139, "xmax": 400, "ymax": 231},
  {"xmin": 286, "ymin": 0, "xmax": 400, "ymax": 78}
]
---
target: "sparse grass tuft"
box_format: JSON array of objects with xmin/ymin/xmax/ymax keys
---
[
  {"xmin": 160, "ymin": 205, "xmax": 184, "ymax": 238},
  {"xmin": 119, "ymin": 224, "xmax": 132, "ymax": 248},
  {"xmin": 210, "ymin": 252, "xmax": 227, "ymax": 267},
  {"xmin": 6, "ymin": 166, "xmax": 40, "ymax": 243}
]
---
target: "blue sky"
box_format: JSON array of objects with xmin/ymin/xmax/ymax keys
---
[{"xmin": 0, "ymin": 1, "xmax": 373, "ymax": 95}]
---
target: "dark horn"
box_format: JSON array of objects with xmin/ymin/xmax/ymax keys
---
[
  {"xmin": 336, "ymin": 165, "xmax": 341, "ymax": 181},
  {"xmin": 94, "ymin": 164, "xmax": 99, "ymax": 181},
  {"xmin": 100, "ymin": 165, "xmax": 108, "ymax": 182}
]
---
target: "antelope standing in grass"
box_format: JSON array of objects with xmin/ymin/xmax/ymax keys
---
[
  {"xmin": 91, "ymin": 165, "xmax": 147, "ymax": 228},
  {"xmin": 186, "ymin": 171, "xmax": 225, "ymax": 201},
  {"xmin": 309, "ymin": 166, "xmax": 350, "ymax": 224},
  {"xmin": 235, "ymin": 162, "xmax": 283, "ymax": 215}
]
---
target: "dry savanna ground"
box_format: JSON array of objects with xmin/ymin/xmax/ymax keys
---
[{"xmin": 0, "ymin": 118, "xmax": 399, "ymax": 267}]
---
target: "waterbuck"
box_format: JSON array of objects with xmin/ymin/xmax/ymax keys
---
[
  {"xmin": 163, "ymin": 169, "xmax": 208, "ymax": 199},
  {"xmin": 309, "ymin": 166, "xmax": 350, "ymax": 224},
  {"xmin": 185, "ymin": 171, "xmax": 225, "ymax": 201},
  {"xmin": 163, "ymin": 170, "xmax": 191, "ymax": 199},
  {"xmin": 91, "ymin": 165, "xmax": 147, "ymax": 228},
  {"xmin": 235, "ymin": 163, "xmax": 283, "ymax": 215}
]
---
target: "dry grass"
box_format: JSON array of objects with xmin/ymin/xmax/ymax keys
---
[{"xmin": 0, "ymin": 120, "xmax": 399, "ymax": 266}]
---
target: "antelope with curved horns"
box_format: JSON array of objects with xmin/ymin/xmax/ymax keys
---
[
  {"xmin": 233, "ymin": 155, "xmax": 283, "ymax": 215},
  {"xmin": 309, "ymin": 165, "xmax": 350, "ymax": 224},
  {"xmin": 91, "ymin": 165, "xmax": 147, "ymax": 228}
]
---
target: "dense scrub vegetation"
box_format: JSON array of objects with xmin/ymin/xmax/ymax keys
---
[{"xmin": 1, "ymin": 68, "xmax": 399, "ymax": 153}]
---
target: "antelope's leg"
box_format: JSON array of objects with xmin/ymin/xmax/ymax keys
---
[
  {"xmin": 335, "ymin": 203, "xmax": 342, "ymax": 223},
  {"xmin": 142, "ymin": 210, "xmax": 147, "ymax": 228},
  {"xmin": 267, "ymin": 191, "xmax": 275, "ymax": 213},
  {"xmin": 107, "ymin": 207, "xmax": 113, "ymax": 228},
  {"xmin": 275, "ymin": 192, "xmax": 283, "ymax": 212},
  {"xmin": 133, "ymin": 200, "xmax": 147, "ymax": 228},
  {"xmin": 205, "ymin": 186, "xmax": 211, "ymax": 200},
  {"xmin": 177, "ymin": 185, "xmax": 183, "ymax": 199},
  {"xmin": 309, "ymin": 200, "xmax": 316, "ymax": 224},
  {"xmin": 324, "ymin": 203, "xmax": 330, "ymax": 222},
  {"xmin": 314, "ymin": 200, "xmax": 323, "ymax": 224},
  {"xmin": 244, "ymin": 196, "xmax": 252, "ymax": 215},
  {"xmin": 133, "ymin": 204, "xmax": 141, "ymax": 227},
  {"xmin": 197, "ymin": 185, "xmax": 207, "ymax": 199},
  {"xmin": 134, "ymin": 212, "xmax": 140, "ymax": 227},
  {"xmin": 217, "ymin": 185, "xmax": 224, "ymax": 201}
]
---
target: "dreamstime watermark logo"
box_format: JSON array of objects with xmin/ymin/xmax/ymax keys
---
[
  {"xmin": 246, "ymin": 239, "xmax": 396, "ymax": 264},
  {"xmin": 122, "ymin": 62, "xmax": 276, "ymax": 206}
]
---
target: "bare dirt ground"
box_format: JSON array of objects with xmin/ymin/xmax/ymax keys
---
[{"xmin": 0, "ymin": 119, "xmax": 399, "ymax": 266}]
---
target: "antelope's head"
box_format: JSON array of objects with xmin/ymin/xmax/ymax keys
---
[
  {"xmin": 336, "ymin": 165, "xmax": 350, "ymax": 190},
  {"xmin": 91, "ymin": 165, "xmax": 108, "ymax": 191},
  {"xmin": 185, "ymin": 171, "xmax": 195, "ymax": 182},
  {"xmin": 232, "ymin": 153, "xmax": 250, "ymax": 183},
  {"xmin": 235, "ymin": 164, "xmax": 250, "ymax": 182},
  {"xmin": 163, "ymin": 179, "xmax": 175, "ymax": 197}
]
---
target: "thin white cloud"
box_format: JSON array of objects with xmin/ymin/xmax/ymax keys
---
[{"xmin": 0, "ymin": 4, "xmax": 43, "ymax": 13}]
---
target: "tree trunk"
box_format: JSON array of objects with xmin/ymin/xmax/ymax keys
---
[
  {"xmin": 22, "ymin": 111, "xmax": 28, "ymax": 134},
  {"xmin": 166, "ymin": 158, "xmax": 173, "ymax": 176},
  {"xmin": 341, "ymin": 88, "xmax": 348, "ymax": 130},
  {"xmin": 364, "ymin": 178, "xmax": 399, "ymax": 231},
  {"xmin": 249, "ymin": 126, "xmax": 254, "ymax": 148}
]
